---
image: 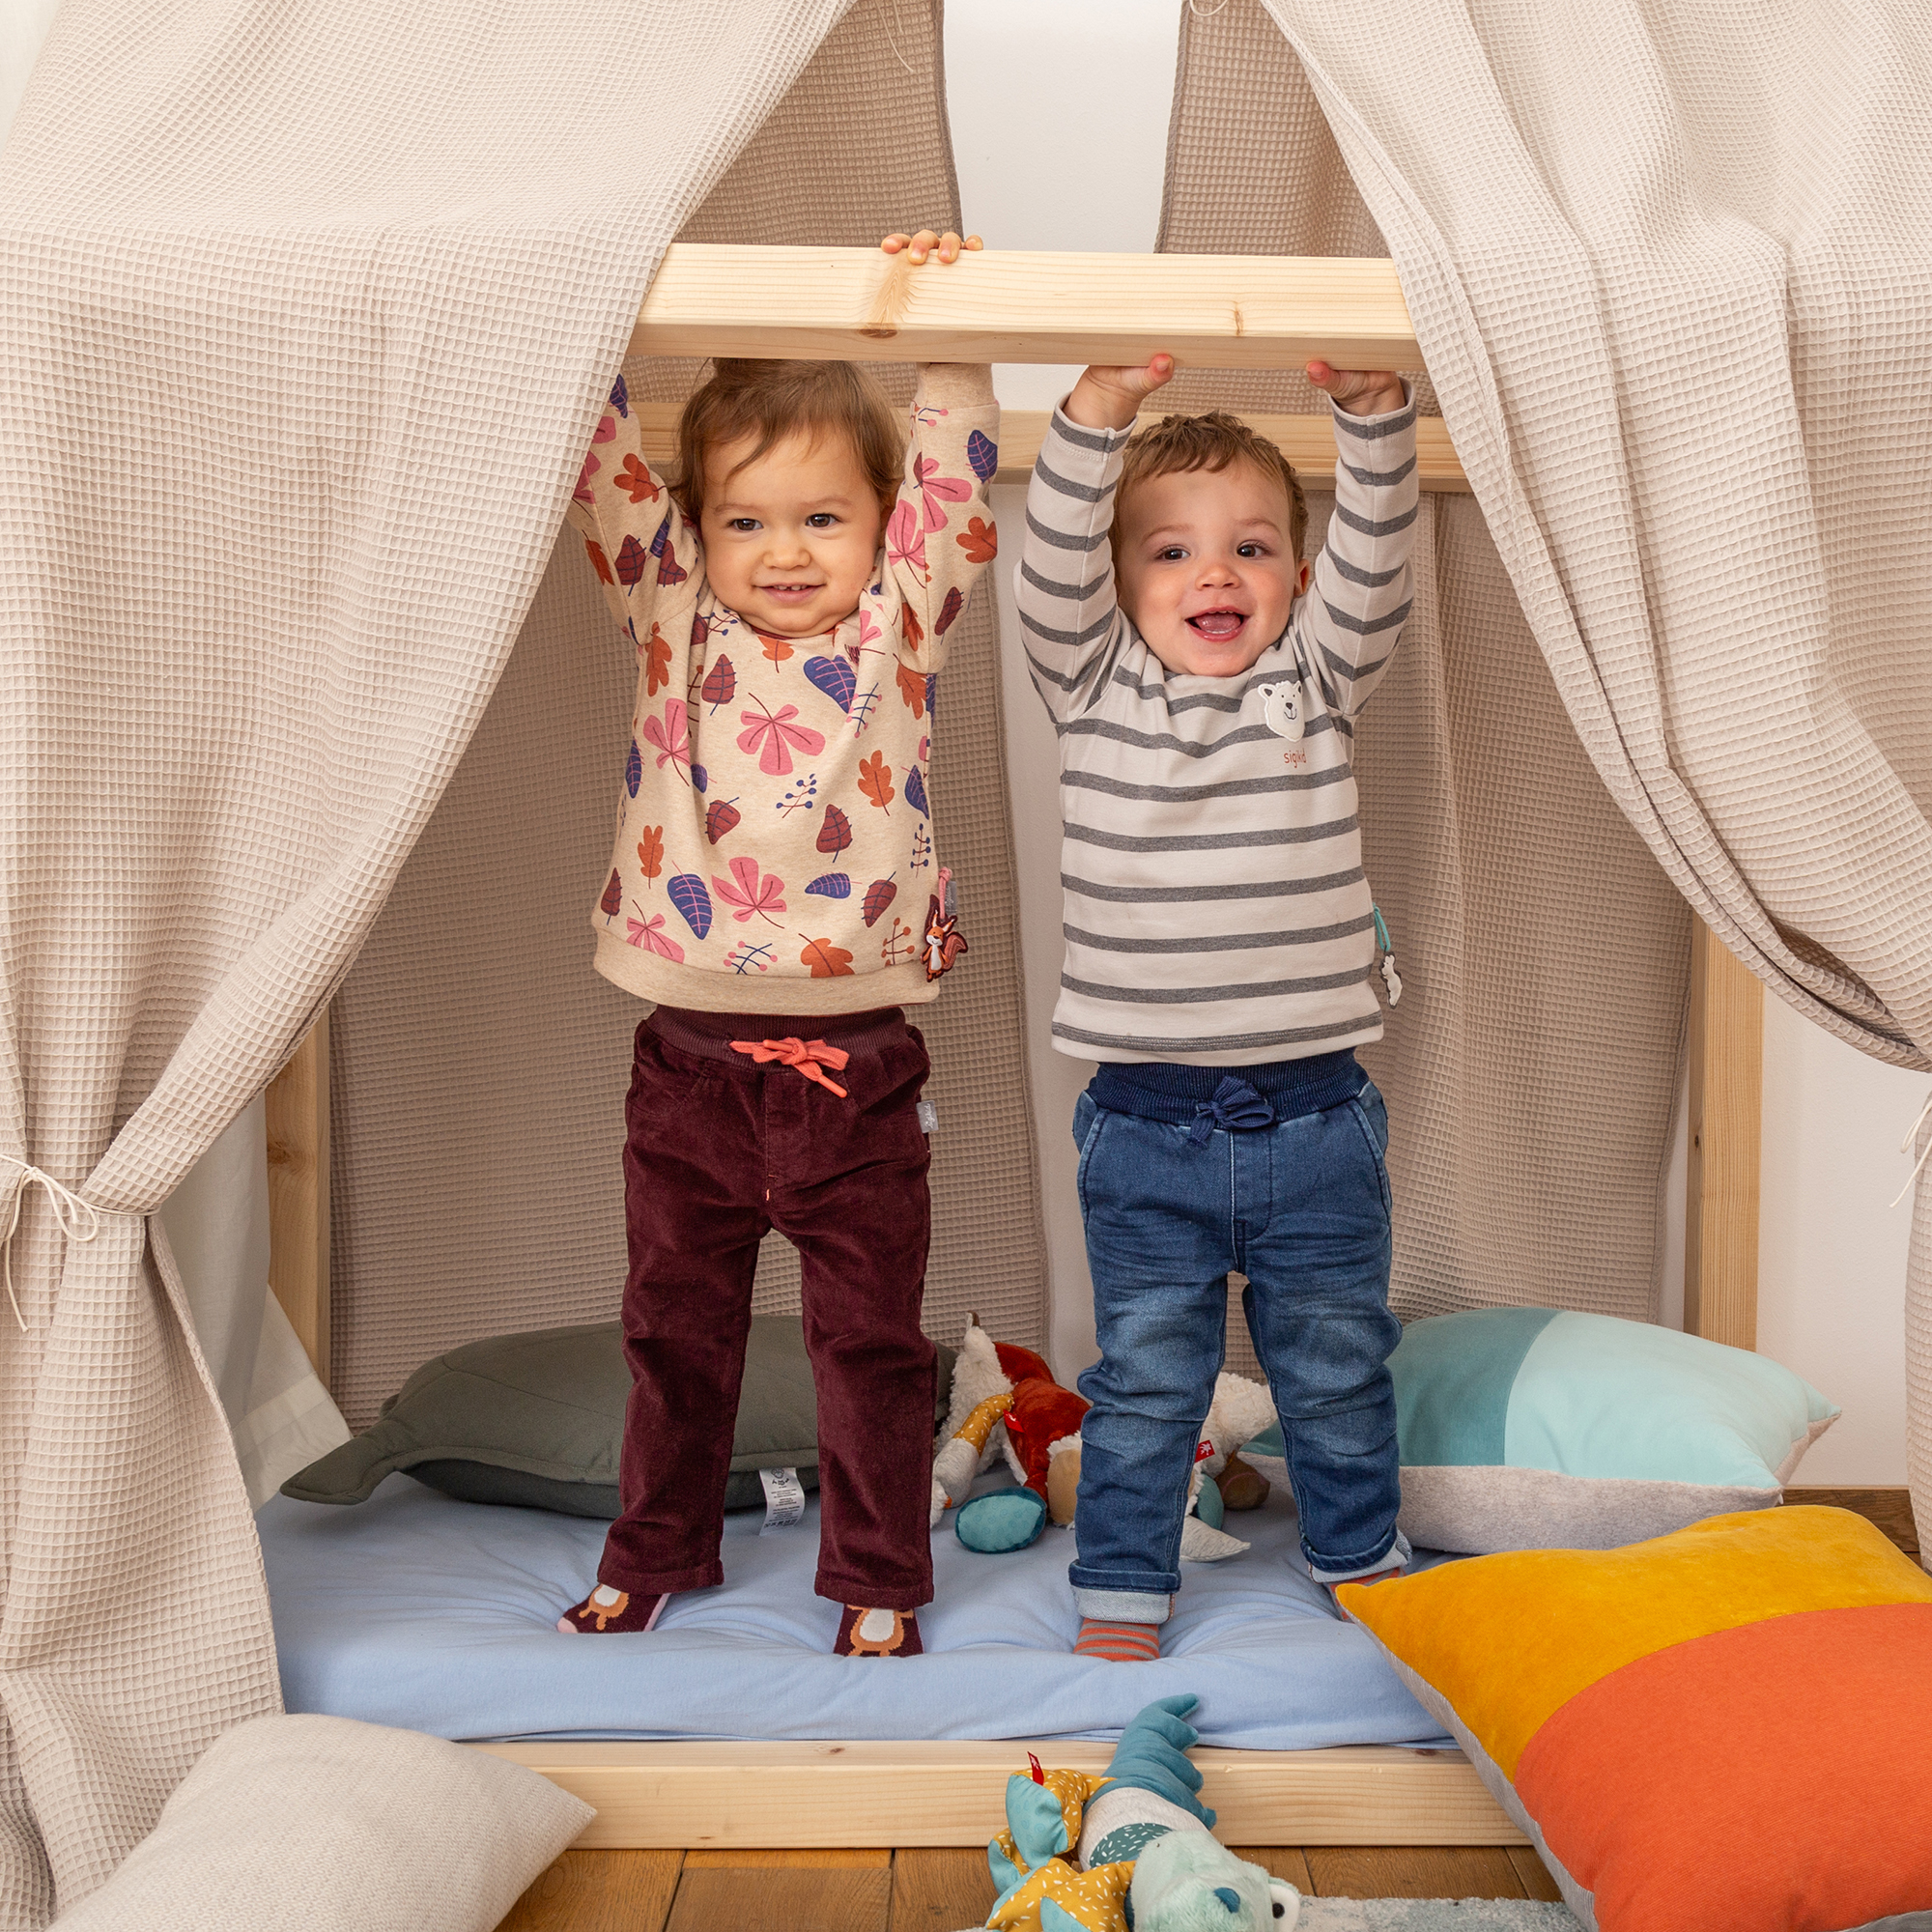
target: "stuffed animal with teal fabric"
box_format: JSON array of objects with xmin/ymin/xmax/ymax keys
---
[{"xmin": 967, "ymin": 1695, "xmax": 1299, "ymax": 1932}]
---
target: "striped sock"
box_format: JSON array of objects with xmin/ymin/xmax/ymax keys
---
[{"xmin": 1074, "ymin": 1617, "xmax": 1160, "ymax": 1662}]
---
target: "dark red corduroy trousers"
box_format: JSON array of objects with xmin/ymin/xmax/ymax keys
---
[{"xmin": 596, "ymin": 1005, "xmax": 937, "ymax": 1611}]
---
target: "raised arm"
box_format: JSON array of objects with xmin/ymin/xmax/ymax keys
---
[
  {"xmin": 1296, "ymin": 367, "xmax": 1418, "ymax": 719},
  {"xmin": 562, "ymin": 373, "xmax": 701, "ymax": 684},
  {"xmin": 881, "ymin": 362, "xmax": 1000, "ymax": 674}
]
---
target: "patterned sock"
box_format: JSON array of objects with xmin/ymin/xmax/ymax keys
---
[
  {"xmin": 1074, "ymin": 1617, "xmax": 1161, "ymax": 1662},
  {"xmin": 556, "ymin": 1584, "xmax": 668, "ymax": 1634},
  {"xmin": 835, "ymin": 1605, "xmax": 923, "ymax": 1657}
]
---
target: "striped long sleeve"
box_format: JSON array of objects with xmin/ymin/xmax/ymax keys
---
[{"xmin": 1014, "ymin": 389, "xmax": 1420, "ymax": 1065}]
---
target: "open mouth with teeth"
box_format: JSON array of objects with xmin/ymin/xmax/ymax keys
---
[
  {"xmin": 758, "ymin": 582, "xmax": 825, "ymax": 601},
  {"xmin": 1186, "ymin": 608, "xmax": 1249, "ymax": 641}
]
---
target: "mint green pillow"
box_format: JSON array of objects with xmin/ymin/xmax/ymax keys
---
[{"xmin": 1245, "ymin": 1308, "xmax": 1838, "ymax": 1555}]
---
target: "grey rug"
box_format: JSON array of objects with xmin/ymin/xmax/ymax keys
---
[{"xmin": 1297, "ymin": 1905, "xmax": 1577, "ymax": 1930}]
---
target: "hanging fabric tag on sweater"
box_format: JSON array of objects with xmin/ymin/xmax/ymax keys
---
[
  {"xmin": 759, "ymin": 1466, "xmax": 807, "ymax": 1532},
  {"xmin": 917, "ymin": 1099, "xmax": 938, "ymax": 1135}
]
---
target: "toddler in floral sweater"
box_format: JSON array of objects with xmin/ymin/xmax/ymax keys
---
[{"xmin": 555, "ymin": 230, "xmax": 998, "ymax": 1656}]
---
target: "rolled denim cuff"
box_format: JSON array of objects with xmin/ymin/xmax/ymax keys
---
[
  {"xmin": 1307, "ymin": 1527, "xmax": 1411, "ymax": 1586},
  {"xmin": 1070, "ymin": 1585, "xmax": 1173, "ymax": 1626}
]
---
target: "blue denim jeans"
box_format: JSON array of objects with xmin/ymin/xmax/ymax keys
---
[{"xmin": 1069, "ymin": 1076, "xmax": 1406, "ymax": 1619}]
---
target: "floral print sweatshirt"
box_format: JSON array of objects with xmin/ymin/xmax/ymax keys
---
[{"xmin": 564, "ymin": 364, "xmax": 999, "ymax": 1013}]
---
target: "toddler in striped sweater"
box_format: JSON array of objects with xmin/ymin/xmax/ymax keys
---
[{"xmin": 1016, "ymin": 351, "xmax": 1420, "ymax": 1660}]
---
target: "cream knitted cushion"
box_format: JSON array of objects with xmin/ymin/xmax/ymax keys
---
[{"xmin": 49, "ymin": 1715, "xmax": 589, "ymax": 1930}]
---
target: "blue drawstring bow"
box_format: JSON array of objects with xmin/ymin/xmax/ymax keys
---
[{"xmin": 1187, "ymin": 1076, "xmax": 1276, "ymax": 1146}]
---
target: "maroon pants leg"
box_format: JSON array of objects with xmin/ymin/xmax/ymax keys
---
[
  {"xmin": 762, "ymin": 1025, "xmax": 936, "ymax": 1611},
  {"xmin": 598, "ymin": 1023, "xmax": 766, "ymax": 1595}
]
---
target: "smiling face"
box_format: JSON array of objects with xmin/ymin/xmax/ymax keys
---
[
  {"xmin": 1115, "ymin": 459, "xmax": 1312, "ymax": 678},
  {"xmin": 698, "ymin": 428, "xmax": 886, "ymax": 639}
]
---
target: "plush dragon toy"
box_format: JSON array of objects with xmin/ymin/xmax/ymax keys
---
[{"xmin": 962, "ymin": 1695, "xmax": 1300, "ymax": 1932}]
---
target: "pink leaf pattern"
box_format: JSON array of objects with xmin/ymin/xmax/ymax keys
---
[
  {"xmin": 713, "ymin": 855, "xmax": 786, "ymax": 924},
  {"xmin": 912, "ymin": 452, "xmax": 972, "ymax": 533},
  {"xmin": 641, "ymin": 699, "xmax": 693, "ymax": 782},
  {"xmin": 886, "ymin": 498, "xmax": 927, "ymax": 578},
  {"xmin": 736, "ymin": 696, "xmax": 826, "ymax": 777},
  {"xmin": 625, "ymin": 910, "xmax": 685, "ymax": 962}
]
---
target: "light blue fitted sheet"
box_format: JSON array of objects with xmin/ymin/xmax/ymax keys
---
[{"xmin": 260, "ymin": 1475, "xmax": 1450, "ymax": 1748}]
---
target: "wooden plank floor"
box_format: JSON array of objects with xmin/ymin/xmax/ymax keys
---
[{"xmin": 497, "ymin": 1842, "xmax": 1567, "ymax": 1928}]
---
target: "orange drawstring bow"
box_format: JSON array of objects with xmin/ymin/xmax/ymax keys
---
[{"xmin": 728, "ymin": 1036, "xmax": 852, "ymax": 1098}]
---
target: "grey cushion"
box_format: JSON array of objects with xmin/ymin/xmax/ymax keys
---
[{"xmin": 283, "ymin": 1315, "xmax": 953, "ymax": 1517}]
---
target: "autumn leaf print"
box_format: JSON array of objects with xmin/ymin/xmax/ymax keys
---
[
  {"xmin": 804, "ymin": 655, "xmax": 857, "ymax": 714},
  {"xmin": 966, "ymin": 428, "xmax": 998, "ymax": 482},
  {"xmin": 886, "ymin": 498, "xmax": 927, "ymax": 578},
  {"xmin": 925, "ymin": 673, "xmax": 937, "ymax": 719},
  {"xmin": 757, "ymin": 630, "xmax": 795, "ymax": 668},
  {"xmin": 657, "ymin": 544, "xmax": 688, "ymax": 587},
  {"xmin": 704, "ymin": 797, "xmax": 741, "ymax": 844},
  {"xmin": 592, "ymin": 412, "xmax": 616, "ymax": 446},
  {"xmin": 599, "ymin": 869, "xmax": 623, "ymax": 923},
  {"xmin": 615, "ymin": 534, "xmax": 648, "ymax": 587},
  {"xmin": 636, "ymin": 826, "xmax": 665, "ymax": 881},
  {"xmin": 641, "ymin": 699, "xmax": 693, "ymax": 782},
  {"xmin": 956, "ymin": 516, "xmax": 997, "ymax": 563},
  {"xmin": 855, "ymin": 609, "xmax": 885, "ymax": 660},
  {"xmin": 574, "ymin": 454, "xmax": 601, "ymax": 505},
  {"xmin": 668, "ymin": 872, "xmax": 712, "ymax": 939},
  {"xmin": 900, "ymin": 601, "xmax": 924, "ymax": 657},
  {"xmin": 903, "ymin": 764, "xmax": 928, "ymax": 819},
  {"xmin": 625, "ymin": 907, "xmax": 684, "ymax": 962},
  {"xmin": 699, "ymin": 653, "xmax": 736, "ymax": 714},
  {"xmin": 895, "ymin": 660, "xmax": 926, "ymax": 718},
  {"xmin": 612, "ymin": 453, "xmax": 659, "ymax": 504},
  {"xmin": 713, "ymin": 855, "xmax": 785, "ymax": 924},
  {"xmin": 624, "ymin": 740, "xmax": 641, "ymax": 798},
  {"xmin": 799, "ymin": 936, "xmax": 855, "ymax": 978},
  {"xmin": 816, "ymin": 804, "xmax": 853, "ymax": 858},
  {"xmin": 912, "ymin": 453, "xmax": 972, "ymax": 533},
  {"xmin": 737, "ymin": 695, "xmax": 826, "ymax": 777},
  {"xmin": 858, "ymin": 752, "xmax": 895, "ymax": 814},
  {"xmin": 584, "ymin": 538, "xmax": 613, "ymax": 583},
  {"xmin": 609, "ymin": 373, "xmax": 630, "ymax": 418},
  {"xmin": 935, "ymin": 585, "xmax": 964, "ymax": 636},
  {"xmin": 806, "ymin": 873, "xmax": 851, "ymax": 899},
  {"xmin": 862, "ymin": 875, "xmax": 897, "ymax": 928},
  {"xmin": 642, "ymin": 623, "xmax": 672, "ymax": 696}
]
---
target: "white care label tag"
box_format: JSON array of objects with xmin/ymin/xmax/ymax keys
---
[
  {"xmin": 759, "ymin": 1465, "xmax": 807, "ymax": 1532},
  {"xmin": 917, "ymin": 1099, "xmax": 938, "ymax": 1136}
]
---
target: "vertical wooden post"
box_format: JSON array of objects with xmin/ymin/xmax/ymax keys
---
[
  {"xmin": 266, "ymin": 1010, "xmax": 331, "ymax": 1386},
  {"xmin": 1684, "ymin": 923, "xmax": 1764, "ymax": 1350}
]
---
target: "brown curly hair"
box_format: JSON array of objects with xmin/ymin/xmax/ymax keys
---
[
  {"xmin": 1113, "ymin": 411, "xmax": 1308, "ymax": 563},
  {"xmin": 672, "ymin": 359, "xmax": 903, "ymax": 526}
]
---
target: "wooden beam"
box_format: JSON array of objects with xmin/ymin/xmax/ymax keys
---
[
  {"xmin": 1684, "ymin": 922, "xmax": 1764, "ymax": 1350},
  {"xmin": 631, "ymin": 246, "xmax": 1422, "ymax": 372},
  {"xmin": 471, "ymin": 1741, "xmax": 1524, "ymax": 1851},
  {"xmin": 631, "ymin": 405, "xmax": 1468, "ymax": 495},
  {"xmin": 266, "ymin": 1011, "xmax": 330, "ymax": 1385}
]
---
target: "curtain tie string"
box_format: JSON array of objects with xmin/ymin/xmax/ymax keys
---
[
  {"xmin": 728, "ymin": 1037, "xmax": 852, "ymax": 1099},
  {"xmin": 1889, "ymin": 1088, "xmax": 1932, "ymax": 1211},
  {"xmin": 0, "ymin": 1157, "xmax": 104, "ymax": 1332}
]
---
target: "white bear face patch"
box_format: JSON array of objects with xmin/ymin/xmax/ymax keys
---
[{"xmin": 1257, "ymin": 680, "xmax": 1305, "ymax": 744}]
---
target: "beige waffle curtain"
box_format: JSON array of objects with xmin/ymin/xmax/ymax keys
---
[
  {"xmin": 1163, "ymin": 2, "xmax": 1693, "ymax": 1372},
  {"xmin": 327, "ymin": 0, "xmax": 1049, "ymax": 1431},
  {"xmin": 0, "ymin": 0, "xmax": 857, "ymax": 1918},
  {"xmin": 1186, "ymin": 0, "xmax": 1932, "ymax": 1540}
]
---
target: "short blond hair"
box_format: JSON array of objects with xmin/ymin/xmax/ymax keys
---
[
  {"xmin": 673, "ymin": 359, "xmax": 903, "ymax": 525},
  {"xmin": 1113, "ymin": 411, "xmax": 1309, "ymax": 563}
]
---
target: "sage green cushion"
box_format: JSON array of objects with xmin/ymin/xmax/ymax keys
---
[{"xmin": 282, "ymin": 1316, "xmax": 954, "ymax": 1518}]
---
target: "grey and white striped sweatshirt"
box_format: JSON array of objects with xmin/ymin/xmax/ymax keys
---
[{"xmin": 1017, "ymin": 392, "xmax": 1419, "ymax": 1065}]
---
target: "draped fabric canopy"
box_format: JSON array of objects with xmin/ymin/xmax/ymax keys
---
[
  {"xmin": 0, "ymin": 0, "xmax": 857, "ymax": 1918},
  {"xmin": 1235, "ymin": 0, "xmax": 1932, "ymax": 1545}
]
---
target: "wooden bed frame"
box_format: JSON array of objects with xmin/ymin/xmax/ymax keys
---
[{"xmin": 261, "ymin": 247, "xmax": 1767, "ymax": 1849}]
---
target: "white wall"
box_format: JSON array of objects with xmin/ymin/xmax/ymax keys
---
[{"xmin": 947, "ymin": 0, "xmax": 1923, "ymax": 1483}]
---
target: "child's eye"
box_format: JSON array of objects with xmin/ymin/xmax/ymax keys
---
[
  {"xmin": 806, "ymin": 513, "xmax": 838, "ymax": 529},
  {"xmin": 1237, "ymin": 542, "xmax": 1268, "ymax": 558},
  {"xmin": 726, "ymin": 518, "xmax": 760, "ymax": 533},
  {"xmin": 1155, "ymin": 546, "xmax": 1188, "ymax": 562}
]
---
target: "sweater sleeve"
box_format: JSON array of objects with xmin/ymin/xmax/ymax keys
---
[
  {"xmin": 1012, "ymin": 404, "xmax": 1134, "ymax": 724},
  {"xmin": 560, "ymin": 374, "xmax": 702, "ymax": 687},
  {"xmin": 1295, "ymin": 382, "xmax": 1419, "ymax": 719},
  {"xmin": 884, "ymin": 363, "xmax": 1000, "ymax": 674}
]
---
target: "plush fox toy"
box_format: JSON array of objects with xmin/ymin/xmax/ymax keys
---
[{"xmin": 930, "ymin": 1322, "xmax": 1088, "ymax": 1526}]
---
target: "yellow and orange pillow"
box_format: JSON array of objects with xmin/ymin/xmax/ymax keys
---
[{"xmin": 1339, "ymin": 1507, "xmax": 1932, "ymax": 1932}]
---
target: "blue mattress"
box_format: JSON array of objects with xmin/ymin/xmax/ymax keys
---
[{"xmin": 260, "ymin": 1475, "xmax": 1450, "ymax": 1748}]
